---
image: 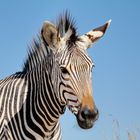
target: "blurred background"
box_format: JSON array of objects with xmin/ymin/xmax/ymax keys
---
[{"xmin": 0, "ymin": 0, "xmax": 140, "ymax": 139}]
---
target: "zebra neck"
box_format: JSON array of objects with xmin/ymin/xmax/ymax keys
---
[{"xmin": 25, "ymin": 63, "xmax": 65, "ymax": 135}]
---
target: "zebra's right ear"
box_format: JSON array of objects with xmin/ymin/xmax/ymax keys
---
[{"xmin": 41, "ymin": 21, "xmax": 60, "ymax": 52}]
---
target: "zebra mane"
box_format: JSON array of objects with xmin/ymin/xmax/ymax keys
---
[
  {"xmin": 22, "ymin": 38, "xmax": 49, "ymax": 72},
  {"xmin": 22, "ymin": 12, "xmax": 78, "ymax": 73},
  {"xmin": 57, "ymin": 12, "xmax": 78, "ymax": 43}
]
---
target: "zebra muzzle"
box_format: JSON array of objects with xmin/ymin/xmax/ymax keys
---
[{"xmin": 76, "ymin": 106, "xmax": 99, "ymax": 129}]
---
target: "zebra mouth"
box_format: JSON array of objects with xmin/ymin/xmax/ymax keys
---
[
  {"xmin": 77, "ymin": 120, "xmax": 94, "ymax": 129},
  {"xmin": 68, "ymin": 105, "xmax": 80, "ymax": 115},
  {"xmin": 76, "ymin": 115, "xmax": 94, "ymax": 129},
  {"xmin": 76, "ymin": 116, "xmax": 95, "ymax": 129}
]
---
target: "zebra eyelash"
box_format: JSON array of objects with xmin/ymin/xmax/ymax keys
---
[{"xmin": 60, "ymin": 65, "xmax": 69, "ymax": 74}]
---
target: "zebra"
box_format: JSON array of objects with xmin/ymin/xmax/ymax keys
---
[{"xmin": 0, "ymin": 13, "xmax": 111, "ymax": 140}]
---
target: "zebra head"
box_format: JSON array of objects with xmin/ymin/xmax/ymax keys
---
[{"xmin": 41, "ymin": 14, "xmax": 111, "ymax": 129}]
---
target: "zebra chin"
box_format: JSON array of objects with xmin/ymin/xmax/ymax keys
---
[{"xmin": 76, "ymin": 118, "xmax": 94, "ymax": 129}]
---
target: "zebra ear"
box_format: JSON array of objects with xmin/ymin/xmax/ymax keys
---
[
  {"xmin": 79, "ymin": 20, "xmax": 111, "ymax": 49},
  {"xmin": 41, "ymin": 21, "xmax": 60, "ymax": 52}
]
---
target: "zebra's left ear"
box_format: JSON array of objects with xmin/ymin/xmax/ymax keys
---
[
  {"xmin": 79, "ymin": 20, "xmax": 111, "ymax": 49},
  {"xmin": 41, "ymin": 21, "xmax": 60, "ymax": 52}
]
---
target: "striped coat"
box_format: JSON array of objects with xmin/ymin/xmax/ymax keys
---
[{"xmin": 0, "ymin": 13, "xmax": 111, "ymax": 139}]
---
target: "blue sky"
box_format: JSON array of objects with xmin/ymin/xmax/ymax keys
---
[{"xmin": 0, "ymin": 0, "xmax": 140, "ymax": 139}]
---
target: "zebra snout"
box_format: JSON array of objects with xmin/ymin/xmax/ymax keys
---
[{"xmin": 76, "ymin": 106, "xmax": 99, "ymax": 129}]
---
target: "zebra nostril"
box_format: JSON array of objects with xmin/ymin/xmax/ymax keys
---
[
  {"xmin": 80, "ymin": 108, "xmax": 90, "ymax": 120},
  {"xmin": 79, "ymin": 107, "xmax": 99, "ymax": 121}
]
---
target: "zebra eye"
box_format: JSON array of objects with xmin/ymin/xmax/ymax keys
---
[{"xmin": 60, "ymin": 67, "xmax": 69, "ymax": 74}]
